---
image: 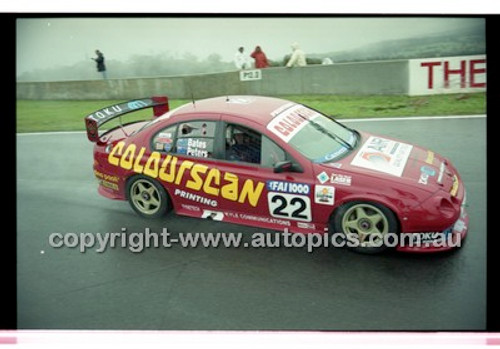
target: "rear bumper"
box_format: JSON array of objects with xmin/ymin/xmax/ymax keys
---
[
  {"xmin": 94, "ymin": 158, "xmax": 127, "ymax": 200},
  {"xmin": 98, "ymin": 184, "xmax": 124, "ymax": 200}
]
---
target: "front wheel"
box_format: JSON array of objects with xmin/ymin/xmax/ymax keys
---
[
  {"xmin": 332, "ymin": 201, "xmax": 399, "ymax": 254},
  {"xmin": 126, "ymin": 175, "xmax": 170, "ymax": 219}
]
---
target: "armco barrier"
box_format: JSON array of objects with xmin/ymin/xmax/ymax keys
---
[{"xmin": 16, "ymin": 56, "xmax": 486, "ymax": 100}]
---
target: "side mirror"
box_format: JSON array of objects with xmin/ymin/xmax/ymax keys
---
[{"xmin": 274, "ymin": 160, "xmax": 301, "ymax": 173}]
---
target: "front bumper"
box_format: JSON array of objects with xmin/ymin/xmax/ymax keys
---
[{"xmin": 396, "ymin": 192, "xmax": 468, "ymax": 253}]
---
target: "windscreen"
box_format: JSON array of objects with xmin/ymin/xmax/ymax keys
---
[{"xmin": 266, "ymin": 104, "xmax": 357, "ymax": 163}]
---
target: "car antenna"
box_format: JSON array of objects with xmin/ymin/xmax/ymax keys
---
[{"xmin": 118, "ymin": 109, "xmax": 129, "ymax": 138}]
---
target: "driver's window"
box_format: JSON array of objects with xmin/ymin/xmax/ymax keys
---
[
  {"xmin": 225, "ymin": 124, "xmax": 261, "ymax": 164},
  {"xmin": 225, "ymin": 124, "xmax": 287, "ymax": 168}
]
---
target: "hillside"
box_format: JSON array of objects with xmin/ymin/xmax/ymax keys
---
[{"xmin": 310, "ymin": 26, "xmax": 485, "ymax": 63}]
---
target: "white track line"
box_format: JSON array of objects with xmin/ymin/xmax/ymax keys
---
[
  {"xmin": 16, "ymin": 114, "xmax": 486, "ymax": 136},
  {"xmin": 17, "ymin": 131, "xmax": 87, "ymax": 136},
  {"xmin": 342, "ymin": 114, "xmax": 486, "ymax": 123}
]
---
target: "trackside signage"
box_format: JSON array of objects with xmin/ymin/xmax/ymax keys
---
[{"xmin": 408, "ymin": 55, "xmax": 486, "ymax": 96}]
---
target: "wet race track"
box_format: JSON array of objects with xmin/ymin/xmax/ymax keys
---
[{"xmin": 17, "ymin": 115, "xmax": 486, "ymax": 330}]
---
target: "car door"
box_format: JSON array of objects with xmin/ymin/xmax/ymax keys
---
[{"xmin": 213, "ymin": 118, "xmax": 318, "ymax": 232}]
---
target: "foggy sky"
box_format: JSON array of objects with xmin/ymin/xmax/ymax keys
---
[{"xmin": 16, "ymin": 17, "xmax": 484, "ymax": 76}]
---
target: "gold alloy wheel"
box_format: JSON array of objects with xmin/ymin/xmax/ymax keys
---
[
  {"xmin": 341, "ymin": 203, "xmax": 390, "ymax": 248},
  {"xmin": 129, "ymin": 179, "xmax": 162, "ymax": 216}
]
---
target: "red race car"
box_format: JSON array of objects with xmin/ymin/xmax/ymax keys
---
[{"xmin": 85, "ymin": 95, "xmax": 468, "ymax": 253}]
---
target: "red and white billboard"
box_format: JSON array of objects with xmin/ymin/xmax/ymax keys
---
[{"xmin": 408, "ymin": 55, "xmax": 486, "ymax": 96}]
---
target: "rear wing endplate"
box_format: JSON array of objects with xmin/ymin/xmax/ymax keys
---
[{"xmin": 84, "ymin": 96, "xmax": 169, "ymax": 142}]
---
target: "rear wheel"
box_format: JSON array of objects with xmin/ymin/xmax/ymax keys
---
[
  {"xmin": 126, "ymin": 175, "xmax": 170, "ymax": 219},
  {"xmin": 332, "ymin": 201, "xmax": 398, "ymax": 254}
]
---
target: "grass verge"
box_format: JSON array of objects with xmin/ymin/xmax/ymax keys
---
[{"xmin": 16, "ymin": 93, "xmax": 485, "ymax": 133}]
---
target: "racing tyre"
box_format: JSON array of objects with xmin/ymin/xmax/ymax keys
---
[
  {"xmin": 126, "ymin": 175, "xmax": 170, "ymax": 219},
  {"xmin": 332, "ymin": 201, "xmax": 398, "ymax": 254}
]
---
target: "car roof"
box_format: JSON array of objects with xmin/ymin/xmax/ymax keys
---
[{"xmin": 163, "ymin": 95, "xmax": 298, "ymax": 126}]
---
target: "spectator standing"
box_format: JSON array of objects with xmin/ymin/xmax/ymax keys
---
[
  {"xmin": 234, "ymin": 46, "xmax": 250, "ymax": 70},
  {"xmin": 250, "ymin": 46, "xmax": 269, "ymax": 69},
  {"xmin": 286, "ymin": 42, "xmax": 307, "ymax": 68},
  {"xmin": 92, "ymin": 49, "xmax": 107, "ymax": 79}
]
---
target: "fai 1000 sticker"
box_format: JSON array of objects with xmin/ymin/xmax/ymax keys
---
[{"xmin": 266, "ymin": 180, "xmax": 312, "ymax": 222}]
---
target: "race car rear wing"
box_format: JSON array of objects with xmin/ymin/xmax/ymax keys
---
[{"xmin": 84, "ymin": 96, "xmax": 169, "ymax": 142}]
